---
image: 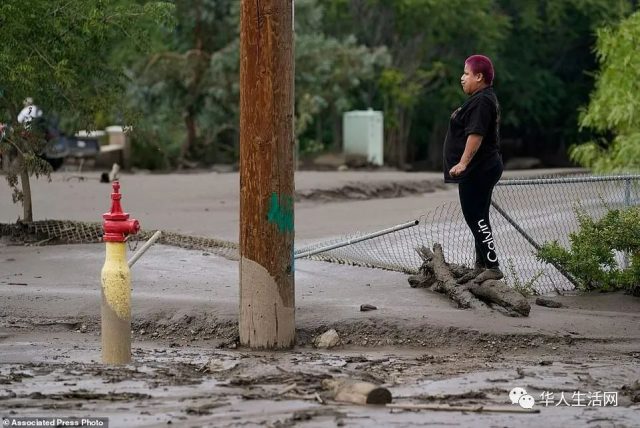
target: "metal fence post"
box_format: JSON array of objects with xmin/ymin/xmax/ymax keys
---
[
  {"xmin": 622, "ymin": 178, "xmax": 631, "ymax": 269},
  {"xmin": 490, "ymin": 200, "xmax": 582, "ymax": 290},
  {"xmin": 625, "ymin": 177, "xmax": 632, "ymax": 206}
]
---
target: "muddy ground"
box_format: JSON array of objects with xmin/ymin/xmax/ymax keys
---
[
  {"xmin": 1, "ymin": 328, "xmax": 639, "ymax": 427},
  {"xmin": 1, "ymin": 169, "xmax": 639, "ymax": 427}
]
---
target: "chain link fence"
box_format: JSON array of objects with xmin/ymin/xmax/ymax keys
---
[
  {"xmin": 0, "ymin": 220, "xmax": 239, "ymax": 261},
  {"xmin": 295, "ymin": 174, "xmax": 640, "ymax": 293},
  {"xmin": 2, "ymin": 174, "xmax": 637, "ymax": 294}
]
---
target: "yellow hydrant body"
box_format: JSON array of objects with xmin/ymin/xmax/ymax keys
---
[
  {"xmin": 101, "ymin": 242, "xmax": 131, "ymax": 364},
  {"xmin": 101, "ymin": 181, "xmax": 139, "ymax": 364}
]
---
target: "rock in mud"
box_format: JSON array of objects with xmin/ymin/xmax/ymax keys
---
[
  {"xmin": 535, "ymin": 297, "xmax": 564, "ymax": 308},
  {"xmin": 360, "ymin": 304, "xmax": 377, "ymax": 312},
  {"xmin": 207, "ymin": 358, "xmax": 238, "ymax": 372},
  {"xmin": 314, "ymin": 329, "xmax": 341, "ymax": 349}
]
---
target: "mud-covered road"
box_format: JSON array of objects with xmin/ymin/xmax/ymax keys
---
[
  {"xmin": 2, "ymin": 169, "xmax": 639, "ymax": 427},
  {"xmin": 2, "ymin": 328, "xmax": 639, "ymax": 427}
]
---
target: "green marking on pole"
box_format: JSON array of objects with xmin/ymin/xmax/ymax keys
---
[{"xmin": 267, "ymin": 192, "xmax": 294, "ymax": 233}]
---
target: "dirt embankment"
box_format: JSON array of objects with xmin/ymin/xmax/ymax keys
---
[
  {"xmin": 3, "ymin": 309, "xmax": 635, "ymax": 359},
  {"xmin": 296, "ymin": 180, "xmax": 449, "ymax": 202}
]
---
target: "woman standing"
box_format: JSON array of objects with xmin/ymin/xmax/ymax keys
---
[{"xmin": 443, "ymin": 55, "xmax": 504, "ymax": 284}]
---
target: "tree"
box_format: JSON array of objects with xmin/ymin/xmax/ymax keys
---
[
  {"xmin": 131, "ymin": 0, "xmax": 240, "ymax": 169},
  {"xmin": 129, "ymin": 0, "xmax": 384, "ymax": 167},
  {"xmin": 0, "ymin": 0, "xmax": 172, "ymax": 221},
  {"xmin": 294, "ymin": 0, "xmax": 390, "ymax": 154},
  {"xmin": 495, "ymin": 0, "xmax": 632, "ymax": 166},
  {"xmin": 325, "ymin": 0, "xmax": 631, "ymax": 169},
  {"xmin": 571, "ymin": 10, "xmax": 640, "ymax": 172},
  {"xmin": 325, "ymin": 0, "xmax": 508, "ymax": 167}
]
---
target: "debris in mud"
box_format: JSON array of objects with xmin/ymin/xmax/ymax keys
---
[
  {"xmin": 314, "ymin": 329, "xmax": 341, "ymax": 349},
  {"xmin": 416, "ymin": 354, "xmax": 454, "ymax": 364},
  {"xmin": 0, "ymin": 371, "xmax": 34, "ymax": 384},
  {"xmin": 272, "ymin": 408, "xmax": 346, "ymax": 428},
  {"xmin": 0, "ymin": 390, "xmax": 17, "ymax": 400},
  {"xmin": 418, "ymin": 390, "xmax": 488, "ymax": 402},
  {"xmin": 621, "ymin": 380, "xmax": 640, "ymax": 403},
  {"xmin": 359, "ymin": 304, "xmax": 377, "ymax": 312},
  {"xmin": 387, "ymin": 402, "xmax": 539, "ymax": 414},
  {"xmin": 185, "ymin": 401, "xmax": 229, "ymax": 415},
  {"xmin": 413, "ymin": 244, "xmax": 531, "ymax": 317},
  {"xmin": 25, "ymin": 389, "xmax": 152, "ymax": 401},
  {"xmin": 322, "ymin": 378, "xmax": 392, "ymax": 405},
  {"xmin": 535, "ymin": 297, "xmax": 564, "ymax": 308},
  {"xmin": 205, "ymin": 358, "xmax": 239, "ymax": 373},
  {"xmin": 2, "ymin": 346, "xmax": 639, "ymax": 426}
]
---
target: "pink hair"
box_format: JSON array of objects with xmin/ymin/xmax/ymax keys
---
[{"xmin": 465, "ymin": 55, "xmax": 494, "ymax": 86}]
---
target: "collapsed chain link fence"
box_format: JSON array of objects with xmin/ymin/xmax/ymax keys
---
[
  {"xmin": 0, "ymin": 220, "xmax": 239, "ymax": 261},
  {"xmin": 294, "ymin": 174, "xmax": 640, "ymax": 293},
  {"xmin": 1, "ymin": 174, "xmax": 637, "ymax": 293}
]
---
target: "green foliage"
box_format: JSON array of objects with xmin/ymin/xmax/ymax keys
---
[
  {"xmin": 572, "ymin": 10, "xmax": 640, "ymax": 172},
  {"xmin": 322, "ymin": 0, "xmax": 631, "ymax": 167},
  {"xmin": 504, "ymin": 258, "xmax": 542, "ymax": 297},
  {"xmin": 325, "ymin": 0, "xmax": 509, "ymax": 166},
  {"xmin": 0, "ymin": 121, "xmax": 53, "ymax": 209},
  {"xmin": 123, "ymin": 0, "xmax": 633, "ymax": 170},
  {"xmin": 570, "ymin": 134, "xmax": 640, "ymax": 172},
  {"xmin": 129, "ymin": 0, "xmax": 239, "ymax": 169},
  {"xmin": 129, "ymin": 0, "xmax": 386, "ymax": 167},
  {"xmin": 0, "ymin": 0, "xmax": 173, "ymax": 124},
  {"xmin": 537, "ymin": 207, "xmax": 640, "ymax": 293},
  {"xmin": 295, "ymin": 1, "xmax": 390, "ymax": 153},
  {"xmin": 3, "ymin": 0, "xmax": 634, "ymax": 179},
  {"xmin": 295, "ymin": 29, "xmax": 389, "ymax": 150},
  {"xmin": 295, "ymin": 93, "xmax": 325, "ymax": 157},
  {"xmin": 0, "ymin": 0, "xmax": 173, "ymax": 220},
  {"xmin": 497, "ymin": 0, "xmax": 629, "ymax": 129}
]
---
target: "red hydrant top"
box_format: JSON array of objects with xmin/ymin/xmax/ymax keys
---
[{"xmin": 103, "ymin": 181, "xmax": 140, "ymax": 242}]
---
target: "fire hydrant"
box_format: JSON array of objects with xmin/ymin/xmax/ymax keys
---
[{"xmin": 101, "ymin": 181, "xmax": 139, "ymax": 364}]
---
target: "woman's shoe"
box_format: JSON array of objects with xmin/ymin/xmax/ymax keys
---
[
  {"xmin": 456, "ymin": 263, "xmax": 484, "ymax": 284},
  {"xmin": 473, "ymin": 267, "xmax": 504, "ymax": 283}
]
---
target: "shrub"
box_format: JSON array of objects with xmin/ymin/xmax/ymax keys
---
[
  {"xmin": 537, "ymin": 207, "xmax": 640, "ymax": 294},
  {"xmin": 504, "ymin": 258, "xmax": 542, "ymax": 297}
]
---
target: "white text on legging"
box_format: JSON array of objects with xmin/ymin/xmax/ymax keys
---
[{"xmin": 477, "ymin": 219, "xmax": 498, "ymax": 263}]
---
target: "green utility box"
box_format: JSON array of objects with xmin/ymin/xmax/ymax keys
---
[{"xmin": 342, "ymin": 109, "xmax": 384, "ymax": 166}]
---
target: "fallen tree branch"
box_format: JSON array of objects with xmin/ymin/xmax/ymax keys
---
[
  {"xmin": 415, "ymin": 245, "xmax": 486, "ymax": 310},
  {"xmin": 469, "ymin": 279, "xmax": 531, "ymax": 317},
  {"xmin": 412, "ymin": 243, "xmax": 530, "ymax": 317}
]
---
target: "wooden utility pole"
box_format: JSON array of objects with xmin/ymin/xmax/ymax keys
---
[{"xmin": 239, "ymin": 0, "xmax": 295, "ymax": 349}]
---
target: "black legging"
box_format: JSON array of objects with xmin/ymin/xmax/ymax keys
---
[{"xmin": 458, "ymin": 159, "xmax": 503, "ymax": 268}]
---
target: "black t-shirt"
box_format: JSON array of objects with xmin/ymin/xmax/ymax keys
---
[{"xmin": 443, "ymin": 87, "xmax": 501, "ymax": 183}]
